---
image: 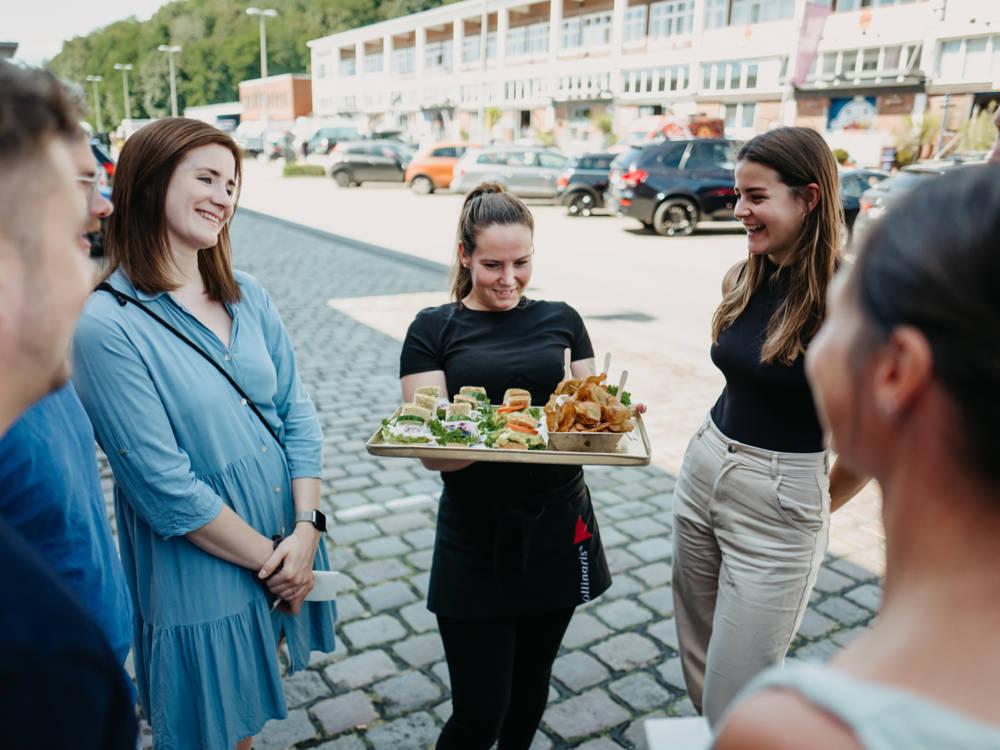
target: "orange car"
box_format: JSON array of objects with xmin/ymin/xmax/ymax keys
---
[{"xmin": 404, "ymin": 141, "xmax": 479, "ymax": 194}]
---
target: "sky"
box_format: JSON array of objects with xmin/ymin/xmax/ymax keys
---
[{"xmin": 2, "ymin": 0, "xmax": 168, "ymax": 66}]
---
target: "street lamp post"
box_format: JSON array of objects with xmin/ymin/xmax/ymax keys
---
[
  {"xmin": 246, "ymin": 8, "xmax": 278, "ymax": 146},
  {"xmin": 157, "ymin": 44, "xmax": 182, "ymax": 117},
  {"xmin": 85, "ymin": 75, "xmax": 103, "ymax": 133},
  {"xmin": 113, "ymin": 63, "xmax": 133, "ymax": 120}
]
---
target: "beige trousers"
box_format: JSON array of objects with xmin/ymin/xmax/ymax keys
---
[{"xmin": 671, "ymin": 416, "xmax": 830, "ymax": 726}]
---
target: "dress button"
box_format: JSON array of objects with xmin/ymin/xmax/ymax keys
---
[
  {"xmin": 261, "ymin": 445, "xmax": 267, "ymax": 453},
  {"xmin": 240, "ymin": 398, "xmax": 247, "ymax": 406},
  {"xmin": 224, "ymin": 354, "xmax": 232, "ymax": 361},
  {"xmin": 727, "ymin": 444, "xmax": 737, "ymax": 453},
  {"xmin": 274, "ymin": 486, "xmax": 280, "ymax": 493}
]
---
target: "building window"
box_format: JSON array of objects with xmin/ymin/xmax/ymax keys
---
[
  {"xmin": 340, "ymin": 57, "xmax": 356, "ymax": 76},
  {"xmin": 363, "ymin": 53, "xmax": 383, "ymax": 74},
  {"xmin": 317, "ymin": 64, "xmax": 326, "ymax": 79},
  {"xmin": 650, "ymin": 0, "xmax": 694, "ymax": 38},
  {"xmin": 582, "ymin": 11, "xmax": 613, "ymax": 46},
  {"xmin": 486, "ymin": 31, "xmax": 497, "ymax": 59},
  {"xmin": 528, "ymin": 22, "xmax": 549, "ymax": 53},
  {"xmin": 463, "ymin": 34, "xmax": 481, "ymax": 63},
  {"xmin": 392, "ymin": 47, "xmax": 415, "ymax": 75},
  {"xmin": 861, "ymin": 47, "xmax": 879, "ymax": 72},
  {"xmin": 424, "ymin": 40, "xmax": 453, "ymax": 70},
  {"xmin": 702, "ymin": 60, "xmax": 763, "ymax": 90},
  {"xmin": 562, "ymin": 17, "xmax": 581, "ymax": 49},
  {"xmin": 723, "ymin": 102, "xmax": 756, "ymax": 130},
  {"xmin": 745, "ymin": 63, "xmax": 758, "ymax": 87},
  {"xmin": 622, "ymin": 65, "xmax": 689, "ymax": 94},
  {"xmin": 625, "ymin": 6, "xmax": 647, "ymax": 42},
  {"xmin": 705, "ymin": 0, "xmax": 728, "ymax": 28},
  {"xmin": 507, "ymin": 26, "xmax": 528, "ymax": 57},
  {"xmin": 731, "ymin": 0, "xmax": 795, "ymax": 24}
]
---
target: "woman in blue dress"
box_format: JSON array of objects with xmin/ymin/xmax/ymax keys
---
[{"xmin": 72, "ymin": 118, "xmax": 336, "ymax": 750}]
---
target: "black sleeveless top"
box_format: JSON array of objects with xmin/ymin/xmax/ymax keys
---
[{"xmin": 709, "ymin": 261, "xmax": 824, "ymax": 453}]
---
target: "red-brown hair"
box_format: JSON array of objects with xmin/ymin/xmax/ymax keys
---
[{"xmin": 104, "ymin": 117, "xmax": 243, "ymax": 303}]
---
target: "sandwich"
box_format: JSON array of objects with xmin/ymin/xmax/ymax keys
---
[
  {"xmin": 503, "ymin": 388, "xmax": 531, "ymax": 408},
  {"xmin": 459, "ymin": 386, "xmax": 488, "ymax": 402},
  {"xmin": 414, "ymin": 393, "xmax": 437, "ymax": 413},
  {"xmin": 453, "ymin": 394, "xmax": 480, "ymax": 407},
  {"xmin": 446, "ymin": 402, "xmax": 473, "ymax": 420},
  {"xmin": 415, "ymin": 385, "xmax": 440, "ymax": 399},
  {"xmin": 492, "ymin": 425, "xmax": 546, "ymax": 451},
  {"xmin": 505, "ymin": 411, "xmax": 539, "ymax": 430},
  {"xmin": 381, "ymin": 404, "xmax": 434, "ymax": 444}
]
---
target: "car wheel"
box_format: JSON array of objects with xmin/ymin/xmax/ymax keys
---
[
  {"xmin": 653, "ymin": 198, "xmax": 698, "ymax": 237},
  {"xmin": 333, "ymin": 170, "xmax": 351, "ymax": 187},
  {"xmin": 567, "ymin": 191, "xmax": 594, "ymax": 217},
  {"xmin": 639, "ymin": 220, "xmax": 654, "ymax": 230},
  {"xmin": 411, "ymin": 175, "xmax": 434, "ymax": 195}
]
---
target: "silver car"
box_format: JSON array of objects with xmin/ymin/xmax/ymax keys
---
[{"xmin": 451, "ymin": 145, "xmax": 570, "ymax": 198}]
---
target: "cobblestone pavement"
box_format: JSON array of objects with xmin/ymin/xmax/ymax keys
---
[{"xmin": 104, "ymin": 211, "xmax": 885, "ymax": 750}]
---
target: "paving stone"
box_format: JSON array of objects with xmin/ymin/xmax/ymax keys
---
[
  {"xmin": 332, "ymin": 475, "xmax": 375, "ymax": 492},
  {"xmin": 403, "ymin": 527, "xmax": 436, "ymax": 549},
  {"xmin": 352, "ymin": 558, "xmax": 413, "ymax": 585},
  {"xmin": 403, "ymin": 478, "xmax": 444, "ymax": 495},
  {"xmin": 605, "ymin": 547, "xmax": 642, "ymax": 574},
  {"xmin": 336, "ymin": 504, "xmax": 388, "ymax": 522},
  {"xmin": 255, "ymin": 708, "xmax": 317, "ymax": 749},
  {"xmin": 314, "ymin": 736, "xmax": 366, "ymax": 750},
  {"xmin": 645, "ymin": 492, "xmax": 675, "ymax": 512},
  {"xmin": 845, "ymin": 583, "xmax": 882, "ymax": 612},
  {"xmin": 797, "ymin": 609, "xmax": 837, "ymax": 638},
  {"xmin": 609, "ymin": 673, "xmax": 672, "ymax": 713},
  {"xmin": 576, "ymin": 738, "xmax": 627, "ymax": 750},
  {"xmin": 552, "ymin": 651, "xmax": 611, "ymax": 691},
  {"xmin": 364, "ymin": 485, "xmax": 407, "ymax": 503},
  {"xmin": 657, "ymin": 656, "xmax": 686, "ymax": 691},
  {"xmin": 324, "ymin": 649, "xmax": 399, "ymax": 690},
  {"xmin": 599, "ymin": 526, "xmax": 630, "ymax": 547},
  {"xmin": 617, "ymin": 517, "xmax": 670, "ymax": 541},
  {"xmin": 592, "ymin": 633, "xmax": 661, "ymax": 671},
  {"xmin": 813, "ymin": 566, "xmax": 854, "ymax": 593},
  {"xmin": 329, "ymin": 521, "xmax": 380, "ymax": 545},
  {"xmin": 646, "ymin": 618, "xmax": 679, "ymax": 650},
  {"xmin": 595, "ymin": 599, "xmax": 654, "ymax": 630},
  {"xmin": 374, "ymin": 469, "xmax": 418, "ymax": 486},
  {"xmin": 329, "ymin": 491, "xmax": 369, "ymax": 509},
  {"xmin": 544, "ymin": 689, "xmax": 631, "ymax": 740},
  {"xmin": 412, "ymin": 571, "xmax": 431, "ymax": 596},
  {"xmin": 373, "ymin": 671, "xmax": 443, "ymax": 712},
  {"xmin": 638, "ymin": 586, "xmax": 674, "ymax": 617},
  {"xmin": 670, "ymin": 696, "xmax": 698, "ymax": 717},
  {"xmin": 832, "ymin": 625, "xmax": 869, "ymax": 648},
  {"xmin": 616, "ymin": 482, "xmax": 656, "ymax": 501},
  {"xmin": 312, "ymin": 691, "xmax": 379, "ymax": 736},
  {"xmin": 341, "ymin": 614, "xmax": 407, "ymax": 649},
  {"xmin": 645, "ymin": 475, "xmax": 676, "ymax": 493},
  {"xmin": 407, "ymin": 549, "xmax": 434, "ymax": 570},
  {"xmin": 358, "ymin": 535, "xmax": 412, "ymax": 559},
  {"xmin": 365, "ymin": 712, "xmax": 439, "ymax": 749},
  {"xmin": 346, "ymin": 461, "xmax": 379, "ymax": 475},
  {"xmin": 434, "ymin": 699, "xmax": 453, "ymax": 723},
  {"xmin": 283, "ymin": 669, "xmax": 332, "ymax": 707},
  {"xmin": 528, "ymin": 733, "xmax": 554, "ymax": 750},
  {"xmin": 386, "ymin": 494, "xmax": 436, "ymax": 511},
  {"xmin": 603, "ymin": 500, "xmax": 657, "ymax": 521},
  {"xmin": 431, "ymin": 660, "xmax": 451, "ymax": 690},
  {"xmin": 334, "ymin": 593, "xmax": 366, "ymax": 622},
  {"xmin": 828, "ymin": 557, "xmax": 878, "ymax": 582},
  {"xmin": 377, "ymin": 511, "xmax": 432, "ymax": 534},
  {"xmin": 816, "ymin": 596, "xmax": 870, "ymax": 627},
  {"xmin": 394, "ymin": 632, "xmax": 445, "ymax": 667},
  {"xmin": 623, "ymin": 714, "xmax": 667, "ymax": 750},
  {"xmin": 562, "ymin": 612, "xmax": 612, "ymax": 648},
  {"xmin": 793, "ymin": 637, "xmax": 842, "ymax": 663},
  {"xmin": 628, "ymin": 538, "xmax": 671, "ymax": 563},
  {"xmin": 602, "ymin": 573, "xmax": 643, "ymax": 600},
  {"xmin": 400, "ymin": 601, "xmax": 437, "ymax": 633},
  {"xmin": 325, "ymin": 545, "xmax": 361, "ymax": 572},
  {"xmin": 361, "ymin": 581, "xmax": 418, "ymax": 611}
]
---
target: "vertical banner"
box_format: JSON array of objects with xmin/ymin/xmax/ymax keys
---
[{"xmin": 793, "ymin": 2, "xmax": 832, "ymax": 86}]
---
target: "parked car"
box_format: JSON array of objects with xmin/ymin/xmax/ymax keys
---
[
  {"xmin": 307, "ymin": 125, "xmax": 362, "ymax": 155},
  {"xmin": 839, "ymin": 168, "xmax": 889, "ymax": 231},
  {"xmin": 851, "ymin": 160, "xmax": 982, "ymax": 240},
  {"xmin": 405, "ymin": 142, "xmax": 479, "ymax": 194},
  {"xmin": 612, "ymin": 139, "xmax": 737, "ymax": 236},
  {"xmin": 450, "ymin": 145, "xmax": 570, "ymax": 198},
  {"xmin": 328, "ymin": 140, "xmax": 413, "ymax": 186},
  {"xmin": 556, "ymin": 152, "xmax": 616, "ymax": 216}
]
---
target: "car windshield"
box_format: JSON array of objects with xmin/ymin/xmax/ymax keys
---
[{"xmin": 879, "ymin": 171, "xmax": 928, "ymax": 192}]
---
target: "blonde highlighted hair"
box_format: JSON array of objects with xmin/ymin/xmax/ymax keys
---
[{"xmin": 711, "ymin": 127, "xmax": 843, "ymax": 364}]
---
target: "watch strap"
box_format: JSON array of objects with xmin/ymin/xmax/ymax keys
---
[{"xmin": 295, "ymin": 509, "xmax": 326, "ymax": 532}]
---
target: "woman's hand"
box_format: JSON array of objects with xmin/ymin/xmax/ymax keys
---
[{"xmin": 259, "ymin": 525, "xmax": 321, "ymax": 613}]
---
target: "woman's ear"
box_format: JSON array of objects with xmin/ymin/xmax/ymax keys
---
[
  {"xmin": 801, "ymin": 183, "xmax": 821, "ymax": 213},
  {"xmin": 458, "ymin": 242, "xmax": 470, "ymax": 269},
  {"xmin": 872, "ymin": 326, "xmax": 933, "ymax": 421}
]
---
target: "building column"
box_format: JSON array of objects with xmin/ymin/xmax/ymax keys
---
[
  {"xmin": 415, "ymin": 26, "xmax": 426, "ymax": 75},
  {"xmin": 453, "ymin": 18, "xmax": 464, "ymax": 72},
  {"xmin": 690, "ymin": 0, "xmax": 706, "ymax": 106},
  {"xmin": 611, "ymin": 0, "xmax": 627, "ymax": 98},
  {"xmin": 356, "ymin": 40, "xmax": 365, "ymax": 77},
  {"xmin": 498, "ymin": 6, "xmax": 508, "ymax": 68},
  {"xmin": 549, "ymin": 0, "xmax": 562, "ymax": 61},
  {"xmin": 383, "ymin": 34, "xmax": 393, "ymax": 78}
]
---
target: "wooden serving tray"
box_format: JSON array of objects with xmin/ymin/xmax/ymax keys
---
[{"xmin": 366, "ymin": 412, "xmax": 651, "ymax": 466}]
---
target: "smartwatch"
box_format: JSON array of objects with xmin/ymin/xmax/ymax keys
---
[{"xmin": 294, "ymin": 509, "xmax": 327, "ymax": 533}]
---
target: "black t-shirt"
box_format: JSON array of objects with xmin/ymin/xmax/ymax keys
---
[
  {"xmin": 710, "ymin": 262, "xmax": 824, "ymax": 453},
  {"xmin": 0, "ymin": 518, "xmax": 138, "ymax": 750},
  {"xmin": 400, "ymin": 299, "xmax": 594, "ymax": 495}
]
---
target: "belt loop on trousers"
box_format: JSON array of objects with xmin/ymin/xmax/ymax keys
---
[
  {"xmin": 825, "ymin": 451, "xmax": 831, "ymax": 475},
  {"xmin": 770, "ymin": 453, "xmax": 779, "ymax": 479}
]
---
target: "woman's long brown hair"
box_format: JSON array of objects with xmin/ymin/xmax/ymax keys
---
[
  {"xmin": 104, "ymin": 117, "xmax": 243, "ymax": 303},
  {"xmin": 711, "ymin": 127, "xmax": 843, "ymax": 365}
]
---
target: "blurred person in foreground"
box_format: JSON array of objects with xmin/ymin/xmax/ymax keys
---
[
  {"xmin": 71, "ymin": 117, "xmax": 336, "ymax": 750},
  {"xmin": 0, "ymin": 60, "xmax": 138, "ymax": 749},
  {"xmin": 714, "ymin": 164, "xmax": 1000, "ymax": 749},
  {"xmin": 0, "ymin": 82, "xmax": 134, "ymax": 679}
]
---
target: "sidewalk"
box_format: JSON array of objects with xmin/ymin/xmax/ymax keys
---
[{"xmin": 110, "ymin": 210, "xmax": 883, "ymax": 750}]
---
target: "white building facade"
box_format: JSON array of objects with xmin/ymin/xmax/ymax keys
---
[{"xmin": 308, "ymin": 0, "xmax": 999, "ymax": 160}]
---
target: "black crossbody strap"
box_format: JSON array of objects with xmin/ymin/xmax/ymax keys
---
[{"xmin": 96, "ymin": 282, "xmax": 283, "ymax": 448}]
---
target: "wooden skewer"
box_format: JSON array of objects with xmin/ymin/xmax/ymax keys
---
[
  {"xmin": 603, "ymin": 352, "xmax": 611, "ymax": 377},
  {"xmin": 616, "ymin": 370, "xmax": 628, "ymax": 401},
  {"xmin": 563, "ymin": 347, "xmax": 572, "ymax": 380}
]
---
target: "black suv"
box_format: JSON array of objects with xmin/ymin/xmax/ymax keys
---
[
  {"xmin": 556, "ymin": 152, "xmax": 616, "ymax": 216},
  {"xmin": 612, "ymin": 139, "xmax": 737, "ymax": 236}
]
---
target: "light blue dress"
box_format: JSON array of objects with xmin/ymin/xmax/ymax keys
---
[
  {"xmin": 72, "ymin": 269, "xmax": 337, "ymax": 750},
  {"xmin": 728, "ymin": 661, "xmax": 1000, "ymax": 749}
]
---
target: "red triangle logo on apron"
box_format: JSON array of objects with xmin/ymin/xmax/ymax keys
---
[{"xmin": 573, "ymin": 515, "xmax": 593, "ymax": 544}]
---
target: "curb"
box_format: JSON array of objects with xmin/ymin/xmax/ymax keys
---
[{"xmin": 237, "ymin": 207, "xmax": 451, "ymax": 276}]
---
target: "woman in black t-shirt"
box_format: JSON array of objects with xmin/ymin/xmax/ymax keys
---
[
  {"xmin": 671, "ymin": 128, "xmax": 870, "ymax": 726},
  {"xmin": 399, "ymin": 183, "xmax": 612, "ymax": 750}
]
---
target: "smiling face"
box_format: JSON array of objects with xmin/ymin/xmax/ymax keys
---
[
  {"xmin": 70, "ymin": 134, "xmax": 113, "ymax": 253},
  {"xmin": 734, "ymin": 160, "xmax": 813, "ymax": 267},
  {"xmin": 460, "ymin": 222, "xmax": 533, "ymax": 311},
  {"xmin": 163, "ymin": 143, "xmax": 236, "ymax": 256}
]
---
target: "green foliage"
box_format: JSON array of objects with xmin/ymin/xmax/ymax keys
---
[
  {"xmin": 832, "ymin": 148, "xmax": 849, "ymax": 165},
  {"xmin": 592, "ymin": 112, "xmax": 613, "ymax": 136},
  {"xmin": 956, "ymin": 104, "xmax": 999, "ymax": 153},
  {"xmin": 46, "ymin": 0, "xmax": 449, "ymax": 132},
  {"xmin": 892, "ymin": 114, "xmax": 940, "ymax": 168},
  {"xmin": 282, "ymin": 163, "xmax": 326, "ymax": 176},
  {"xmin": 484, "ymin": 106, "xmax": 502, "ymax": 133}
]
